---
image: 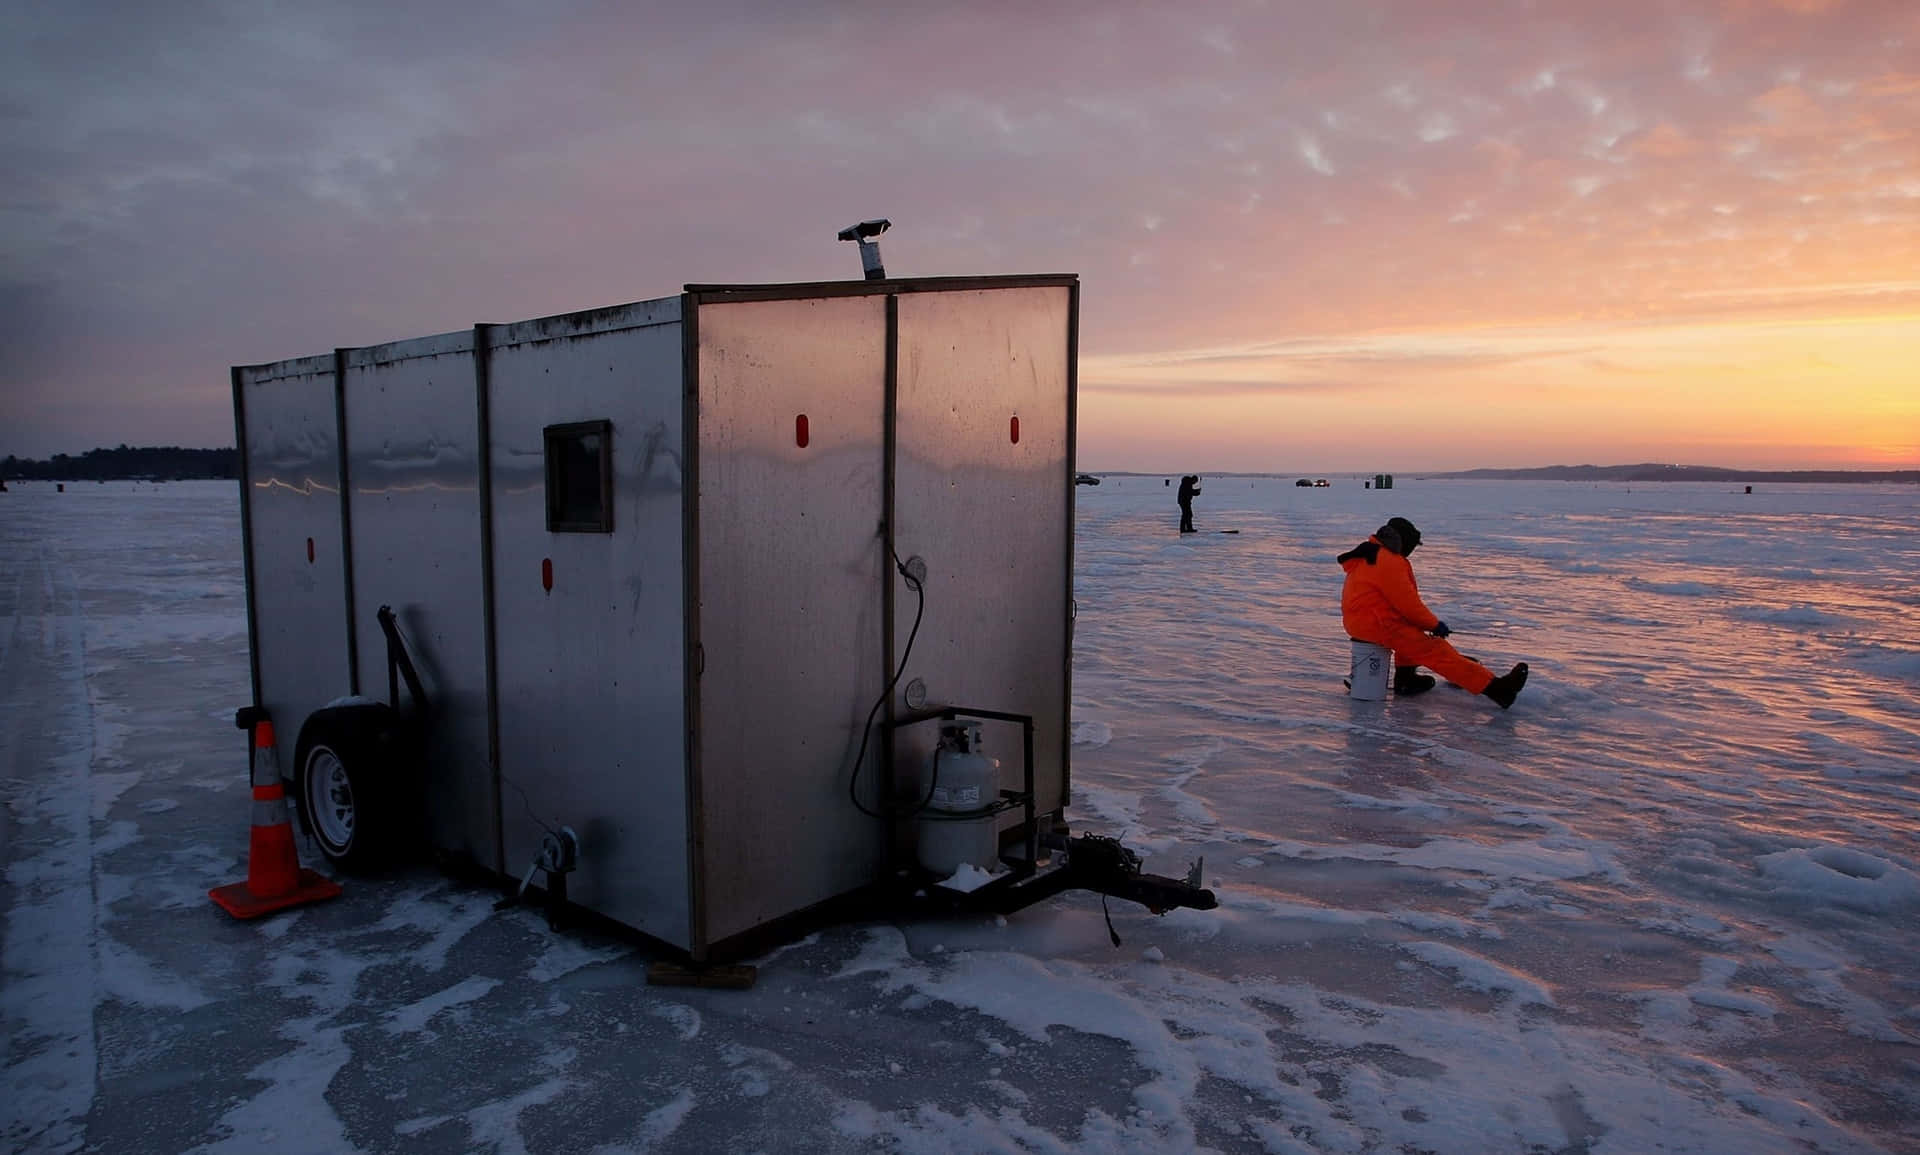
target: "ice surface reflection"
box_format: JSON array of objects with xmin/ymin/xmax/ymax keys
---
[
  {"xmin": 1072, "ymin": 476, "xmax": 1919, "ymax": 1148},
  {"xmin": 5, "ymin": 477, "xmax": 1918, "ymax": 1153}
]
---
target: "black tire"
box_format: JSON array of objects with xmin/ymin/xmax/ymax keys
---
[{"xmin": 293, "ymin": 703, "xmax": 417, "ymax": 871}]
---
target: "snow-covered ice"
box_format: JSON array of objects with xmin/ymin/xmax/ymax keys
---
[{"xmin": 3, "ymin": 476, "xmax": 1918, "ymax": 1153}]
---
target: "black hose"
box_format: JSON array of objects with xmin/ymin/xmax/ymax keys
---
[{"xmin": 847, "ymin": 552, "xmax": 926, "ymax": 819}]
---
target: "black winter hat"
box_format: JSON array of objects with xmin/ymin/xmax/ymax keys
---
[{"xmin": 1377, "ymin": 516, "xmax": 1422, "ymax": 555}]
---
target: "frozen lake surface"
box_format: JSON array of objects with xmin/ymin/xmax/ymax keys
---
[{"xmin": 4, "ymin": 477, "xmax": 1918, "ymax": 1153}]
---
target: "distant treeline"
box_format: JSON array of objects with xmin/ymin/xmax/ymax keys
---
[
  {"xmin": 2, "ymin": 446, "xmax": 238, "ymax": 481},
  {"xmin": 1431, "ymin": 463, "xmax": 1920, "ymax": 484}
]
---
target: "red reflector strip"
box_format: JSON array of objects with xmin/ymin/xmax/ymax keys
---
[
  {"xmin": 1010, "ymin": 415, "xmax": 1020, "ymax": 444},
  {"xmin": 542, "ymin": 558, "xmax": 553, "ymax": 592},
  {"xmin": 796, "ymin": 414, "xmax": 810, "ymax": 448},
  {"xmin": 306, "ymin": 537, "xmax": 315, "ymax": 564}
]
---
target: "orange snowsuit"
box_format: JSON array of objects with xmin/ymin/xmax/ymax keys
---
[{"xmin": 1340, "ymin": 536, "xmax": 1494, "ymax": 694}]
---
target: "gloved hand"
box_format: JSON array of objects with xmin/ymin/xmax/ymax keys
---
[{"xmin": 1430, "ymin": 621, "xmax": 1451, "ymax": 638}]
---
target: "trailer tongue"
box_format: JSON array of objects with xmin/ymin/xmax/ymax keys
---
[{"xmin": 232, "ymin": 268, "xmax": 1213, "ymax": 959}]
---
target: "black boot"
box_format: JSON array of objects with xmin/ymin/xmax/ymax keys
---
[
  {"xmin": 1394, "ymin": 666, "xmax": 1436, "ymax": 695},
  {"xmin": 1483, "ymin": 663, "xmax": 1529, "ymax": 709}
]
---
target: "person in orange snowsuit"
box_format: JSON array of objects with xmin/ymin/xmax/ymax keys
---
[{"xmin": 1338, "ymin": 517, "xmax": 1529, "ymax": 708}]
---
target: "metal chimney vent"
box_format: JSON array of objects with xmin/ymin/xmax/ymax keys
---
[{"xmin": 837, "ymin": 218, "xmax": 891, "ymax": 280}]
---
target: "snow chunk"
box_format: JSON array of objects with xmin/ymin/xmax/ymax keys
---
[
  {"xmin": 1685, "ymin": 956, "xmax": 1774, "ymax": 1019},
  {"xmin": 1728, "ymin": 603, "xmax": 1854, "ymax": 628},
  {"xmin": 1689, "ymin": 986, "xmax": 1775, "ymax": 1018},
  {"xmin": 935, "ymin": 863, "xmax": 1004, "ymax": 893},
  {"xmin": 1280, "ymin": 836, "xmax": 1614, "ymax": 883},
  {"xmin": 1072, "ymin": 720, "xmax": 1113, "ymax": 748},
  {"xmin": 633, "ymin": 1088, "xmax": 696, "ymax": 1147},
  {"xmin": 527, "ymin": 933, "xmax": 629, "ymax": 982},
  {"xmin": 648, "ymin": 1002, "xmax": 702, "ymax": 1041},
  {"xmin": 384, "ymin": 976, "xmax": 500, "ymax": 1036},
  {"xmin": 1845, "ymin": 641, "xmax": 1920, "ymax": 682},
  {"xmin": 1756, "ymin": 844, "xmax": 1920, "ymax": 913},
  {"xmin": 1389, "ymin": 908, "xmax": 1500, "ymax": 940},
  {"xmin": 1397, "ymin": 941, "xmax": 1556, "ymax": 1007}
]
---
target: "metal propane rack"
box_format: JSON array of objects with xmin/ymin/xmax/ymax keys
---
[{"xmin": 232, "ymin": 270, "xmax": 1213, "ymax": 962}]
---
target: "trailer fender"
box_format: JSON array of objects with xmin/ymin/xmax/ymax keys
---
[{"xmin": 292, "ymin": 702, "xmax": 419, "ymax": 871}]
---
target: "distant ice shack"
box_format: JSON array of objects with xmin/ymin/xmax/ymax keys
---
[{"xmin": 232, "ymin": 255, "xmax": 1214, "ymax": 960}]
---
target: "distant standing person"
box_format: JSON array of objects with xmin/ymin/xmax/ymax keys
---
[
  {"xmin": 1337, "ymin": 517, "xmax": 1530, "ymax": 708},
  {"xmin": 1176, "ymin": 475, "xmax": 1201, "ymax": 533}
]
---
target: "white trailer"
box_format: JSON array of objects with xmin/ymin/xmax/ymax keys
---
[{"xmin": 233, "ymin": 272, "xmax": 1211, "ymax": 959}]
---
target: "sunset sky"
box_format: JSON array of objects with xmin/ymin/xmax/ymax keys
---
[{"xmin": 3, "ymin": 0, "xmax": 1915, "ymax": 472}]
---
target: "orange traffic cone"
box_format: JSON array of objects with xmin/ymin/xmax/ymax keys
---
[{"xmin": 210, "ymin": 718, "xmax": 342, "ymax": 918}]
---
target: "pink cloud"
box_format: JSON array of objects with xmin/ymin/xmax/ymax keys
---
[{"xmin": 3, "ymin": 0, "xmax": 1915, "ymax": 465}]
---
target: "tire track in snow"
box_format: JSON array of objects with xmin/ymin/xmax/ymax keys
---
[{"xmin": 0, "ymin": 542, "xmax": 101, "ymax": 1153}]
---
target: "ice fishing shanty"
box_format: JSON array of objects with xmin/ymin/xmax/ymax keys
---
[{"xmin": 232, "ymin": 269, "xmax": 1212, "ymax": 959}]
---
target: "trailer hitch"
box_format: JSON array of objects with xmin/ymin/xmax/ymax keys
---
[
  {"xmin": 1048, "ymin": 834, "xmax": 1216, "ymax": 946},
  {"xmin": 1057, "ymin": 834, "xmax": 1216, "ymax": 914}
]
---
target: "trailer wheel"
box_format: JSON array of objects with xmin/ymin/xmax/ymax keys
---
[{"xmin": 293, "ymin": 703, "xmax": 414, "ymax": 870}]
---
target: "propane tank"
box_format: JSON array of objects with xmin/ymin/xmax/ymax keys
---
[{"xmin": 915, "ymin": 720, "xmax": 1001, "ymax": 876}]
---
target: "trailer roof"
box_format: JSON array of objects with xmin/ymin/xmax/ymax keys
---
[
  {"xmin": 684, "ymin": 273, "xmax": 1078, "ymax": 305},
  {"xmin": 235, "ymin": 274, "xmax": 1078, "ymax": 374}
]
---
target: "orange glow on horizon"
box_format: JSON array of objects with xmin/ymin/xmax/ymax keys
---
[{"xmin": 1079, "ymin": 307, "xmax": 1920, "ymax": 473}]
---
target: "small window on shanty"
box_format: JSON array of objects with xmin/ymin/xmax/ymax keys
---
[{"xmin": 544, "ymin": 420, "xmax": 613, "ymax": 533}]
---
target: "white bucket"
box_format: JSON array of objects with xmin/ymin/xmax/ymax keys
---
[{"xmin": 1348, "ymin": 640, "xmax": 1391, "ymax": 700}]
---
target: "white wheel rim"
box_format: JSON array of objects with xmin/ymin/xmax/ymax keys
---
[{"xmin": 306, "ymin": 749, "xmax": 355, "ymax": 850}]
